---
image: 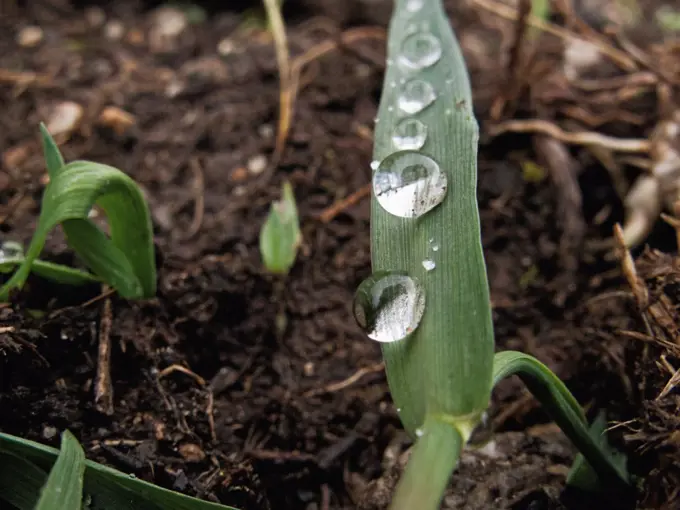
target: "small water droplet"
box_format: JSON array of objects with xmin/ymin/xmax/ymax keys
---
[
  {"xmin": 388, "ymin": 106, "xmax": 394, "ymax": 112},
  {"xmin": 374, "ymin": 116, "xmax": 380, "ymax": 124},
  {"xmin": 415, "ymin": 428, "xmax": 424, "ymax": 438},
  {"xmin": 396, "ymin": 408, "xmax": 402, "ymax": 413},
  {"xmin": 392, "ymin": 118, "xmax": 427, "ymax": 150},
  {"xmin": 372, "ymin": 151, "xmax": 447, "ymax": 218},
  {"xmin": 398, "ymin": 32, "xmax": 442, "ymax": 70},
  {"xmin": 0, "ymin": 241, "xmax": 23, "ymax": 261},
  {"xmin": 422, "ymin": 259, "xmax": 435, "ymax": 271},
  {"xmin": 370, "ymin": 160, "xmax": 380, "ymax": 170},
  {"xmin": 405, "ymin": 0, "xmax": 424, "ymax": 12},
  {"xmin": 353, "ymin": 271, "xmax": 426, "ymax": 343},
  {"xmin": 468, "ymin": 411, "xmax": 493, "ymax": 448},
  {"xmin": 432, "ymin": 243, "xmax": 439, "ymax": 252},
  {"xmin": 397, "ymin": 79, "xmax": 436, "ymax": 114},
  {"xmin": 445, "ymin": 108, "xmax": 452, "ymax": 115}
]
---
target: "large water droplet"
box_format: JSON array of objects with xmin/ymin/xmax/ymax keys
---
[
  {"xmin": 372, "ymin": 151, "xmax": 447, "ymax": 218},
  {"xmin": 405, "ymin": 0, "xmax": 424, "ymax": 13},
  {"xmin": 392, "ymin": 118, "xmax": 427, "ymax": 150},
  {"xmin": 398, "ymin": 33, "xmax": 442, "ymax": 70},
  {"xmin": 0, "ymin": 241, "xmax": 23, "ymax": 262},
  {"xmin": 422, "ymin": 259, "xmax": 435, "ymax": 271},
  {"xmin": 353, "ymin": 271, "xmax": 426, "ymax": 343},
  {"xmin": 397, "ymin": 79, "xmax": 436, "ymax": 114}
]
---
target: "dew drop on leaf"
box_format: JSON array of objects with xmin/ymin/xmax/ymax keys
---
[
  {"xmin": 422, "ymin": 258, "xmax": 435, "ymax": 271},
  {"xmin": 398, "ymin": 32, "xmax": 442, "ymax": 70},
  {"xmin": 406, "ymin": 0, "xmax": 424, "ymax": 13},
  {"xmin": 392, "ymin": 118, "xmax": 427, "ymax": 150},
  {"xmin": 353, "ymin": 271, "xmax": 426, "ymax": 343},
  {"xmin": 372, "ymin": 151, "xmax": 447, "ymax": 218},
  {"xmin": 397, "ymin": 79, "xmax": 437, "ymax": 114}
]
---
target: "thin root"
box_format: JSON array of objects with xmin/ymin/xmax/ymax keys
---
[{"xmin": 489, "ymin": 119, "xmax": 650, "ymax": 153}]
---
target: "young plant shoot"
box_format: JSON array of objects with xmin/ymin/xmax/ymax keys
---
[
  {"xmin": 0, "ymin": 124, "xmax": 156, "ymax": 302},
  {"xmin": 259, "ymin": 181, "xmax": 301, "ymax": 275},
  {"xmin": 356, "ymin": 1, "xmax": 631, "ymax": 508}
]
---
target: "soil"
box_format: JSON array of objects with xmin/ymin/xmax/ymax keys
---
[{"xmin": 1, "ymin": 1, "xmax": 679, "ymax": 509}]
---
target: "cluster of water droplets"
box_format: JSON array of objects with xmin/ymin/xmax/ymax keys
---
[{"xmin": 355, "ymin": 3, "xmax": 446, "ymax": 343}]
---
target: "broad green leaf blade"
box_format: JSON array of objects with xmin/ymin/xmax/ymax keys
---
[
  {"xmin": 35, "ymin": 430, "xmax": 85, "ymax": 510},
  {"xmin": 259, "ymin": 181, "xmax": 301, "ymax": 275},
  {"xmin": 389, "ymin": 418, "xmax": 462, "ymax": 510},
  {"xmin": 373, "ymin": 0, "xmax": 494, "ymax": 434},
  {"xmin": 0, "ymin": 451, "xmax": 48, "ymax": 510},
  {"xmin": 492, "ymin": 351, "xmax": 631, "ymax": 487},
  {"xmin": 40, "ymin": 123, "xmax": 66, "ymax": 177},
  {"xmin": 0, "ymin": 433, "xmax": 238, "ymax": 510},
  {"xmin": 0, "ymin": 157, "xmax": 156, "ymax": 301}
]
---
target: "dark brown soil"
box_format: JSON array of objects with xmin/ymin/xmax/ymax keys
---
[{"xmin": 1, "ymin": 1, "xmax": 678, "ymax": 509}]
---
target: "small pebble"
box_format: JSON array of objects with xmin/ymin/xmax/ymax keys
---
[
  {"xmin": 151, "ymin": 7, "xmax": 188, "ymax": 39},
  {"xmin": 104, "ymin": 20, "xmax": 125, "ymax": 40},
  {"xmin": 98, "ymin": 106, "xmax": 136, "ymax": 135},
  {"xmin": 178, "ymin": 443, "xmax": 206, "ymax": 463},
  {"xmin": 17, "ymin": 26, "xmax": 43, "ymax": 47},
  {"xmin": 247, "ymin": 154, "xmax": 268, "ymax": 175},
  {"xmin": 47, "ymin": 101, "xmax": 84, "ymax": 138},
  {"xmin": 84, "ymin": 6, "xmax": 106, "ymax": 28},
  {"xmin": 303, "ymin": 362, "xmax": 315, "ymax": 377},
  {"xmin": 42, "ymin": 426, "xmax": 58, "ymax": 440},
  {"xmin": 217, "ymin": 38, "xmax": 237, "ymax": 56}
]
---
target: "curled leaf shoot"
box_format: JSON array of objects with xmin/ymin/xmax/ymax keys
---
[
  {"xmin": 0, "ymin": 124, "xmax": 156, "ymax": 301},
  {"xmin": 259, "ymin": 181, "xmax": 301, "ymax": 275}
]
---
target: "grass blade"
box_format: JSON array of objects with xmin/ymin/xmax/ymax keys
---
[
  {"xmin": 492, "ymin": 351, "xmax": 631, "ymax": 487},
  {"xmin": 0, "ymin": 432, "xmax": 238, "ymax": 510},
  {"xmin": 0, "ymin": 127, "xmax": 156, "ymax": 301},
  {"xmin": 35, "ymin": 430, "xmax": 85, "ymax": 510},
  {"xmin": 372, "ymin": 0, "xmax": 494, "ymax": 436}
]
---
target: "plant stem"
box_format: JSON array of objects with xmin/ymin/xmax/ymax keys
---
[{"xmin": 389, "ymin": 417, "xmax": 462, "ymax": 510}]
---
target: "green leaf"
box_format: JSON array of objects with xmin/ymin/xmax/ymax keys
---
[
  {"xmin": 259, "ymin": 181, "xmax": 301, "ymax": 275},
  {"xmin": 0, "ymin": 126, "xmax": 156, "ymax": 301},
  {"xmin": 372, "ymin": 0, "xmax": 494, "ymax": 436},
  {"xmin": 35, "ymin": 430, "xmax": 85, "ymax": 510},
  {"xmin": 0, "ymin": 432, "xmax": 239, "ymax": 510},
  {"xmin": 492, "ymin": 351, "xmax": 631, "ymax": 488},
  {"xmin": 567, "ymin": 412, "xmax": 629, "ymax": 492}
]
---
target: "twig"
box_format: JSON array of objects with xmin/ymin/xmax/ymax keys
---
[
  {"xmin": 94, "ymin": 295, "xmax": 114, "ymax": 415},
  {"xmin": 157, "ymin": 364, "xmax": 207, "ymax": 386},
  {"xmin": 182, "ymin": 157, "xmax": 205, "ymax": 240},
  {"xmin": 318, "ymin": 183, "xmax": 372, "ymax": 223},
  {"xmin": 473, "ymin": 0, "xmax": 636, "ymax": 71},
  {"xmin": 263, "ymin": 0, "xmax": 292, "ymax": 169},
  {"xmin": 489, "ymin": 0, "xmax": 532, "ymax": 121},
  {"xmin": 304, "ymin": 362, "xmax": 384, "ymax": 397},
  {"xmin": 206, "ymin": 390, "xmax": 217, "ymax": 442},
  {"xmin": 0, "ymin": 326, "xmax": 15, "ymax": 334},
  {"xmin": 489, "ymin": 119, "xmax": 650, "ymax": 153},
  {"xmin": 48, "ymin": 287, "xmax": 116, "ymax": 319}
]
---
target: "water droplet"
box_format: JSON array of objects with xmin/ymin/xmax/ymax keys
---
[
  {"xmin": 415, "ymin": 428, "xmax": 424, "ymax": 438},
  {"xmin": 432, "ymin": 243, "xmax": 439, "ymax": 252},
  {"xmin": 422, "ymin": 259, "xmax": 435, "ymax": 271},
  {"xmin": 396, "ymin": 408, "xmax": 402, "ymax": 413},
  {"xmin": 399, "ymin": 32, "xmax": 442, "ymax": 70},
  {"xmin": 406, "ymin": 0, "xmax": 424, "ymax": 12},
  {"xmin": 468, "ymin": 411, "xmax": 493, "ymax": 448},
  {"xmin": 0, "ymin": 241, "xmax": 23, "ymax": 262},
  {"xmin": 353, "ymin": 271, "xmax": 426, "ymax": 343},
  {"xmin": 397, "ymin": 79, "xmax": 436, "ymax": 114},
  {"xmin": 370, "ymin": 160, "xmax": 380, "ymax": 170},
  {"xmin": 372, "ymin": 151, "xmax": 447, "ymax": 218},
  {"xmin": 392, "ymin": 118, "xmax": 427, "ymax": 150},
  {"xmin": 387, "ymin": 106, "xmax": 394, "ymax": 112}
]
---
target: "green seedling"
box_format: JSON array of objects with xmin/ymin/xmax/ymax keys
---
[
  {"xmin": 0, "ymin": 430, "xmax": 237, "ymax": 510},
  {"xmin": 358, "ymin": 1, "xmax": 631, "ymax": 508},
  {"xmin": 259, "ymin": 181, "xmax": 301, "ymax": 275},
  {"xmin": 0, "ymin": 124, "xmax": 156, "ymax": 302}
]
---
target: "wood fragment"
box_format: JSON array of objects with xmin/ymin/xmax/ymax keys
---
[{"xmin": 94, "ymin": 295, "xmax": 114, "ymax": 415}]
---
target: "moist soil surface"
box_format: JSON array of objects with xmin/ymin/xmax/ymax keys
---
[{"xmin": 1, "ymin": 1, "xmax": 679, "ymax": 509}]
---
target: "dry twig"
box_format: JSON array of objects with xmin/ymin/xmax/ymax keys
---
[
  {"xmin": 304, "ymin": 362, "xmax": 384, "ymax": 397},
  {"xmin": 94, "ymin": 295, "xmax": 114, "ymax": 415}
]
